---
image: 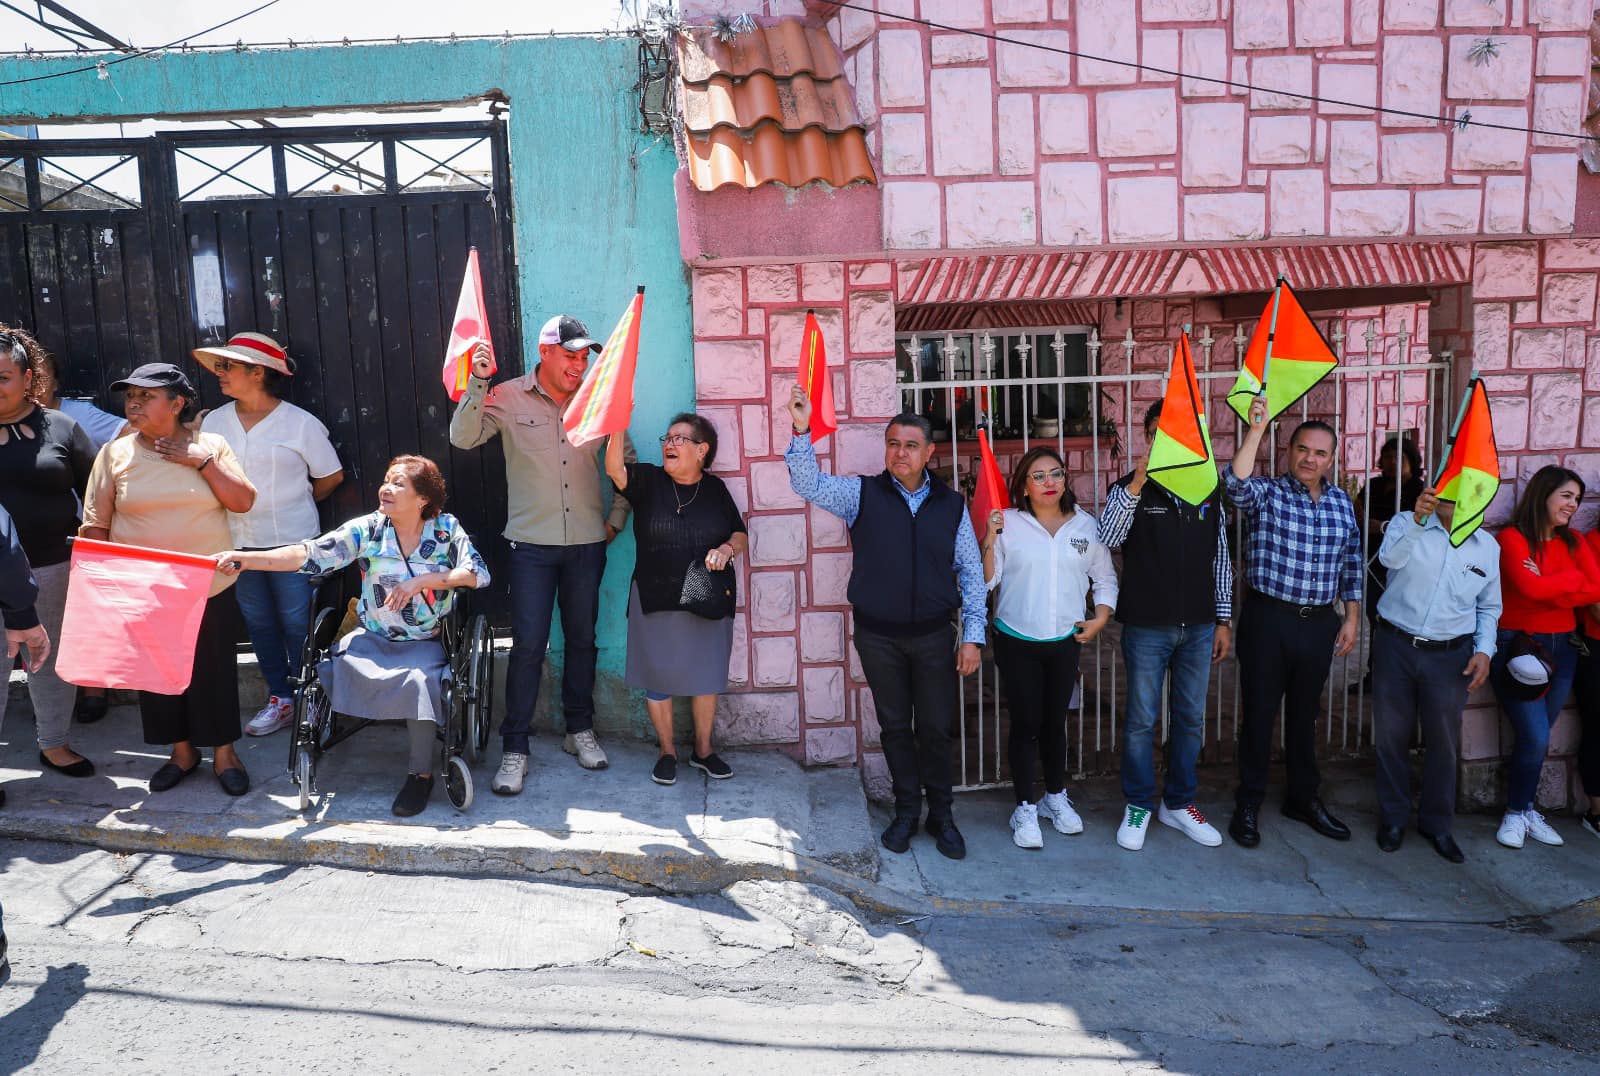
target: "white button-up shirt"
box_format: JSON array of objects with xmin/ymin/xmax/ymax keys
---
[
  {"xmin": 202, "ymin": 400, "xmax": 343, "ymax": 548},
  {"xmin": 986, "ymin": 507, "xmax": 1119, "ymax": 641}
]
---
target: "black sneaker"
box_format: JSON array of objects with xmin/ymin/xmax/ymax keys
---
[
  {"xmin": 391, "ymin": 773, "xmax": 435, "ymax": 817},
  {"xmin": 652, "ymin": 754, "xmax": 677, "ymax": 786},
  {"xmin": 688, "ymin": 752, "xmax": 733, "ymax": 780},
  {"xmin": 880, "ymin": 814, "xmax": 918, "ymax": 854},
  {"xmin": 926, "ymin": 815, "xmax": 967, "ymax": 860}
]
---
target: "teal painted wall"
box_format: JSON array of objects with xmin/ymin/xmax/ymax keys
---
[{"xmin": 0, "ymin": 38, "xmax": 691, "ymax": 734}]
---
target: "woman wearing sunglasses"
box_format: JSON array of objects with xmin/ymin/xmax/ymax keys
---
[
  {"xmin": 197, "ymin": 333, "xmax": 344, "ymax": 739},
  {"xmin": 982, "ymin": 446, "xmax": 1117, "ymax": 850},
  {"xmin": 606, "ymin": 413, "xmax": 746, "ymax": 786}
]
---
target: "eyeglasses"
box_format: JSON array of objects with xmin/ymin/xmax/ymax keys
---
[
  {"xmin": 660, "ymin": 434, "xmax": 704, "ymax": 446},
  {"xmin": 1028, "ymin": 468, "xmax": 1067, "ymax": 483}
]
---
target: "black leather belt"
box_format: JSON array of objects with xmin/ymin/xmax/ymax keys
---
[
  {"xmin": 1377, "ymin": 617, "xmax": 1472, "ymax": 651},
  {"xmin": 1250, "ymin": 592, "xmax": 1335, "ymax": 619}
]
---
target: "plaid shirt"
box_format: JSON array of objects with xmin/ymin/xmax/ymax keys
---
[{"xmin": 1224, "ymin": 470, "xmax": 1362, "ymax": 606}]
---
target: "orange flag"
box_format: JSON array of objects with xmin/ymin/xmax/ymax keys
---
[
  {"xmin": 442, "ymin": 247, "xmax": 496, "ymax": 402},
  {"xmin": 970, "ymin": 429, "xmax": 1011, "ymax": 542},
  {"xmin": 800, "ymin": 309, "xmax": 838, "ymax": 444},
  {"xmin": 55, "ymin": 538, "xmax": 218, "ymax": 694},
  {"xmin": 1432, "ymin": 377, "xmax": 1499, "ymax": 547},
  {"xmin": 1225, "ymin": 278, "xmax": 1338, "ymax": 425},
  {"xmin": 1147, "ymin": 333, "xmax": 1219, "ymax": 506},
  {"xmin": 564, "ymin": 286, "xmax": 645, "ymax": 448}
]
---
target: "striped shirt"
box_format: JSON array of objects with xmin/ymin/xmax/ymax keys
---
[{"xmin": 1223, "ymin": 470, "xmax": 1362, "ymax": 606}]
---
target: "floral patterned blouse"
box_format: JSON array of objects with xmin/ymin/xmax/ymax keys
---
[{"xmin": 299, "ymin": 511, "xmax": 490, "ymax": 640}]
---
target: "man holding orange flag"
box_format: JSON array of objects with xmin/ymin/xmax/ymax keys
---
[{"xmin": 449, "ymin": 316, "xmax": 636, "ymax": 792}]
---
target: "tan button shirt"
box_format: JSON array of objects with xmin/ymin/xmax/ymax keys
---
[{"xmin": 449, "ymin": 369, "xmax": 634, "ymax": 546}]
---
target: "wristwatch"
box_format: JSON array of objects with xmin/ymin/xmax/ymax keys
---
[{"xmin": 1215, "ymin": 618, "xmax": 1231, "ymax": 628}]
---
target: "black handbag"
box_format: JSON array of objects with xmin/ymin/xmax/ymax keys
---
[{"xmin": 677, "ymin": 556, "xmax": 736, "ymax": 620}]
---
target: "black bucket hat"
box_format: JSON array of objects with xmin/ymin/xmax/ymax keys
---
[{"xmin": 111, "ymin": 362, "xmax": 197, "ymax": 398}]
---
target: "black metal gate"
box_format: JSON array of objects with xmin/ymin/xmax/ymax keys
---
[{"xmin": 0, "ymin": 121, "xmax": 519, "ymax": 620}]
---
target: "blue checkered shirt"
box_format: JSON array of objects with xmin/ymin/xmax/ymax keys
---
[{"xmin": 1223, "ymin": 470, "xmax": 1362, "ymax": 606}]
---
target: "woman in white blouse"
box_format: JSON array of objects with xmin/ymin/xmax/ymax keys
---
[
  {"xmin": 982, "ymin": 446, "xmax": 1118, "ymax": 851},
  {"xmin": 197, "ymin": 332, "xmax": 344, "ymax": 737}
]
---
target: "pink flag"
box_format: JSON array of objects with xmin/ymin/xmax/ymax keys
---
[
  {"xmin": 55, "ymin": 538, "xmax": 217, "ymax": 694},
  {"xmin": 442, "ymin": 247, "xmax": 496, "ymax": 402}
]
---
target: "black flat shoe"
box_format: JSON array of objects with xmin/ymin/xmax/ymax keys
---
[
  {"xmin": 880, "ymin": 814, "xmax": 918, "ymax": 854},
  {"xmin": 651, "ymin": 754, "xmax": 677, "ymax": 786},
  {"xmin": 1377, "ymin": 824, "xmax": 1404, "ymax": 853},
  {"xmin": 1418, "ymin": 828, "xmax": 1465, "ymax": 864},
  {"xmin": 148, "ymin": 760, "xmax": 200, "ymax": 792},
  {"xmin": 74, "ymin": 694, "xmax": 109, "ymax": 724},
  {"xmin": 688, "ymin": 752, "xmax": 733, "ymax": 780},
  {"xmin": 1283, "ymin": 797, "xmax": 1352, "ymax": 841},
  {"xmin": 1229, "ymin": 805, "xmax": 1261, "ymax": 848},
  {"xmin": 926, "ymin": 815, "xmax": 967, "ymax": 860},
  {"xmin": 38, "ymin": 751, "xmax": 95, "ymax": 778},
  {"xmin": 391, "ymin": 773, "xmax": 434, "ymax": 817},
  {"xmin": 215, "ymin": 767, "xmax": 250, "ymax": 797}
]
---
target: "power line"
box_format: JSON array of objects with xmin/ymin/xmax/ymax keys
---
[
  {"xmin": 0, "ymin": 0, "xmax": 284, "ymax": 88},
  {"xmin": 0, "ymin": 26, "xmax": 631, "ymax": 58},
  {"xmin": 826, "ymin": 0, "xmax": 1599, "ymax": 145}
]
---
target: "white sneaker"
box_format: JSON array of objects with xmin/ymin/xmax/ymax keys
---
[
  {"xmin": 1159, "ymin": 803, "xmax": 1224, "ymax": 847},
  {"xmin": 491, "ymin": 752, "xmax": 528, "ymax": 795},
  {"xmin": 245, "ymin": 696, "xmax": 294, "ymax": 737},
  {"xmin": 1037, "ymin": 789, "xmax": 1084, "ymax": 835},
  {"xmin": 1010, "ymin": 803, "xmax": 1044, "ymax": 850},
  {"xmin": 1523, "ymin": 809, "xmax": 1565, "ymax": 846},
  {"xmin": 1117, "ymin": 804, "xmax": 1151, "ymax": 851},
  {"xmin": 563, "ymin": 730, "xmax": 609, "ymax": 770},
  {"xmin": 1496, "ymin": 810, "xmax": 1527, "ymax": 849}
]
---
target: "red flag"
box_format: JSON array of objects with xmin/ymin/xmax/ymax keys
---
[
  {"xmin": 55, "ymin": 538, "xmax": 217, "ymax": 694},
  {"xmin": 800, "ymin": 309, "xmax": 837, "ymax": 444},
  {"xmin": 970, "ymin": 429, "xmax": 1011, "ymax": 542},
  {"xmin": 442, "ymin": 247, "xmax": 495, "ymax": 402},
  {"xmin": 564, "ymin": 286, "xmax": 645, "ymax": 448}
]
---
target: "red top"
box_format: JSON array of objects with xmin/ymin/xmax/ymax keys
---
[
  {"xmin": 1585, "ymin": 530, "xmax": 1600, "ymax": 639},
  {"xmin": 1497, "ymin": 526, "xmax": 1600, "ymax": 634}
]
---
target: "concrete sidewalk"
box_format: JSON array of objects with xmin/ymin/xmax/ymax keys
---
[{"xmin": 5, "ymin": 687, "xmax": 1600, "ymax": 930}]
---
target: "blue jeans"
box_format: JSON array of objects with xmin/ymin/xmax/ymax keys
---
[
  {"xmin": 1120, "ymin": 623, "xmax": 1216, "ymax": 810},
  {"xmin": 1491, "ymin": 628, "xmax": 1579, "ymax": 813},
  {"xmin": 503, "ymin": 540, "xmax": 607, "ymax": 753},
  {"xmin": 233, "ymin": 565, "xmax": 314, "ymax": 699}
]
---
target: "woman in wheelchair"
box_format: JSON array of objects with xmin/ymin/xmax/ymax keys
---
[{"xmin": 218, "ymin": 454, "xmax": 490, "ymax": 816}]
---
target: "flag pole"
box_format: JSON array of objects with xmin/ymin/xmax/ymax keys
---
[
  {"xmin": 1432, "ymin": 372, "xmax": 1478, "ymax": 487},
  {"xmin": 1258, "ymin": 275, "xmax": 1284, "ymax": 402}
]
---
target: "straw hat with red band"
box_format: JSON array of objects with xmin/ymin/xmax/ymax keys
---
[{"xmin": 193, "ymin": 332, "xmax": 295, "ymax": 377}]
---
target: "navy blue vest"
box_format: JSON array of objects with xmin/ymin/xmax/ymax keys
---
[{"xmin": 848, "ymin": 470, "xmax": 964, "ymax": 637}]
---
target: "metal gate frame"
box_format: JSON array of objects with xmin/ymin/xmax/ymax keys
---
[{"xmin": 899, "ymin": 316, "xmax": 1454, "ymax": 791}]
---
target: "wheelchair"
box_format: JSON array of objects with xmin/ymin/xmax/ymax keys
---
[{"xmin": 285, "ymin": 569, "xmax": 495, "ymax": 813}]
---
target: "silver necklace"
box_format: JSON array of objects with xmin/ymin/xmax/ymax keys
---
[{"xmin": 672, "ymin": 478, "xmax": 702, "ymax": 515}]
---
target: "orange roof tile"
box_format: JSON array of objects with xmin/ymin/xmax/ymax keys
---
[{"xmin": 677, "ymin": 19, "xmax": 876, "ymax": 192}]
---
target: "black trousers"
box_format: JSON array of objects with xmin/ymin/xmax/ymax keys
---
[
  {"xmin": 1371, "ymin": 632, "xmax": 1471, "ymax": 834},
  {"xmin": 854, "ymin": 623, "xmax": 958, "ymax": 820},
  {"xmin": 992, "ymin": 631, "xmax": 1080, "ymax": 805},
  {"xmin": 1234, "ymin": 594, "xmax": 1340, "ymax": 809},
  {"xmin": 139, "ymin": 589, "xmax": 243, "ymax": 749},
  {"xmin": 1576, "ymin": 634, "xmax": 1600, "ymax": 800}
]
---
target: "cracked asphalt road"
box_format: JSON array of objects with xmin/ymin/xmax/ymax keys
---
[{"xmin": 2, "ymin": 839, "xmax": 1598, "ymax": 1073}]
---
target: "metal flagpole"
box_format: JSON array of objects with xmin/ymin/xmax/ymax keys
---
[
  {"xmin": 1431, "ymin": 373, "xmax": 1478, "ymax": 488},
  {"xmin": 1257, "ymin": 274, "xmax": 1285, "ymax": 408}
]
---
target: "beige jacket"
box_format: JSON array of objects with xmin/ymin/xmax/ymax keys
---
[{"xmin": 449, "ymin": 369, "xmax": 634, "ymax": 546}]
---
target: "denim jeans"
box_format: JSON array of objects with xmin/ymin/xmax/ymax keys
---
[
  {"xmin": 1120, "ymin": 623, "xmax": 1215, "ymax": 810},
  {"xmin": 232, "ymin": 565, "xmax": 315, "ymax": 699},
  {"xmin": 1491, "ymin": 628, "xmax": 1579, "ymax": 813},
  {"xmin": 503, "ymin": 540, "xmax": 607, "ymax": 753}
]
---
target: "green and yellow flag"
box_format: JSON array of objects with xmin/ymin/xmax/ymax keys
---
[
  {"xmin": 1225, "ymin": 279, "xmax": 1338, "ymax": 425},
  {"xmin": 1433, "ymin": 378, "xmax": 1499, "ymax": 547},
  {"xmin": 1148, "ymin": 332, "xmax": 1219, "ymax": 506}
]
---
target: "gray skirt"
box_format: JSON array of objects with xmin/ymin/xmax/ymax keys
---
[
  {"xmin": 624, "ymin": 583, "xmax": 735, "ymax": 698},
  {"xmin": 319, "ymin": 628, "xmax": 449, "ymax": 725}
]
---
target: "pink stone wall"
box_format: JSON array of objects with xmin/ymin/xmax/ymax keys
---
[{"xmin": 819, "ymin": 1, "xmax": 1588, "ymax": 252}]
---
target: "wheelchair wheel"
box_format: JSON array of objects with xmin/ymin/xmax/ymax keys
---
[
  {"xmin": 475, "ymin": 620, "xmax": 495, "ymax": 756},
  {"xmin": 446, "ymin": 755, "xmax": 473, "ymax": 811},
  {"xmin": 461, "ymin": 615, "xmax": 492, "ymax": 764},
  {"xmin": 295, "ymin": 749, "xmax": 312, "ymax": 813}
]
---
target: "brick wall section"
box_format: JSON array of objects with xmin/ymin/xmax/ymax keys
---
[
  {"xmin": 818, "ymin": 0, "xmax": 1590, "ymax": 253},
  {"xmin": 693, "ymin": 260, "xmax": 899, "ymax": 784}
]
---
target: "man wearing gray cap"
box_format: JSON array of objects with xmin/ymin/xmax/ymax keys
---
[{"xmin": 450, "ymin": 315, "xmax": 635, "ymax": 792}]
